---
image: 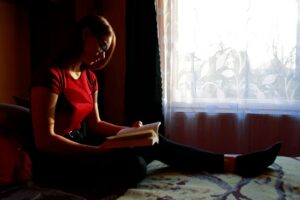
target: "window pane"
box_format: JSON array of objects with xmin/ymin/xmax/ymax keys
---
[{"xmin": 173, "ymin": 0, "xmax": 300, "ymax": 113}]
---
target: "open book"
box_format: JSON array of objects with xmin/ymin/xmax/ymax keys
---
[{"xmin": 101, "ymin": 122, "xmax": 161, "ymax": 149}]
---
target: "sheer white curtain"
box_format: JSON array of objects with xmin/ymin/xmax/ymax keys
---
[{"xmin": 156, "ymin": 0, "xmax": 300, "ymax": 151}]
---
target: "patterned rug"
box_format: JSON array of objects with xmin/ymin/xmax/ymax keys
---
[{"xmin": 118, "ymin": 156, "xmax": 300, "ymax": 200}]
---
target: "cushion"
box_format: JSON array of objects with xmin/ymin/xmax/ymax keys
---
[
  {"xmin": 0, "ymin": 103, "xmax": 31, "ymax": 132},
  {"xmin": 13, "ymin": 95, "xmax": 30, "ymax": 109},
  {"xmin": 0, "ymin": 103, "xmax": 33, "ymax": 187},
  {"xmin": 0, "ymin": 103, "xmax": 34, "ymax": 151},
  {"xmin": 0, "ymin": 136, "xmax": 32, "ymax": 187}
]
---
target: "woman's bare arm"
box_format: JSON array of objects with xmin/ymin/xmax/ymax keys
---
[
  {"xmin": 30, "ymin": 87, "xmax": 107, "ymax": 156},
  {"xmin": 85, "ymin": 91, "xmax": 127, "ymax": 137}
]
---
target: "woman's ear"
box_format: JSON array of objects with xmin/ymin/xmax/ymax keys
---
[{"xmin": 82, "ymin": 28, "xmax": 91, "ymax": 41}]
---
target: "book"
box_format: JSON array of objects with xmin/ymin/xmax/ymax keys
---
[{"xmin": 101, "ymin": 121, "xmax": 161, "ymax": 149}]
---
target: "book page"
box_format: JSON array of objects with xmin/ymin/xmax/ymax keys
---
[
  {"xmin": 102, "ymin": 134, "xmax": 159, "ymax": 149},
  {"xmin": 117, "ymin": 121, "xmax": 161, "ymax": 135},
  {"xmin": 107, "ymin": 130, "xmax": 155, "ymax": 140}
]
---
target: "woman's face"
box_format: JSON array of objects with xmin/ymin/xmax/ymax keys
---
[{"xmin": 82, "ymin": 30, "xmax": 112, "ymax": 67}]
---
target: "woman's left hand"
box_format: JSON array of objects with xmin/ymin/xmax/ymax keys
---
[{"xmin": 131, "ymin": 121, "xmax": 143, "ymax": 128}]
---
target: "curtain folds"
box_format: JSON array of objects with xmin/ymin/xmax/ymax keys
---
[
  {"xmin": 125, "ymin": 0, "xmax": 164, "ymax": 133},
  {"xmin": 156, "ymin": 0, "xmax": 300, "ymax": 155}
]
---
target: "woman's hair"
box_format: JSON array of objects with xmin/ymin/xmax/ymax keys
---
[{"xmin": 51, "ymin": 15, "xmax": 115, "ymax": 66}]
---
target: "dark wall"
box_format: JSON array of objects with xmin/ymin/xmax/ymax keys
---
[
  {"xmin": 0, "ymin": 0, "xmax": 31, "ymax": 103},
  {"xmin": 29, "ymin": 0, "xmax": 76, "ymax": 73}
]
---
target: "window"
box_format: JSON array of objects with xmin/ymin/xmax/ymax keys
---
[{"xmin": 157, "ymin": 0, "xmax": 300, "ymax": 115}]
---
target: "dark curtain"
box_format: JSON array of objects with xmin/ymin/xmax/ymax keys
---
[{"xmin": 125, "ymin": 0, "xmax": 164, "ymax": 134}]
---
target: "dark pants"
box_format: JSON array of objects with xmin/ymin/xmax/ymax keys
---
[
  {"xmin": 32, "ymin": 132, "xmax": 224, "ymax": 189},
  {"xmin": 32, "ymin": 149, "xmax": 147, "ymax": 189},
  {"xmin": 136, "ymin": 135, "xmax": 224, "ymax": 172}
]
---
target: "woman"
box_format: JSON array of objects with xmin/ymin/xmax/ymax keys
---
[{"xmin": 30, "ymin": 15, "xmax": 281, "ymax": 189}]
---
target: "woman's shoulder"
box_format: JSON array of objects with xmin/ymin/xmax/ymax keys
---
[
  {"xmin": 84, "ymin": 69, "xmax": 98, "ymax": 91},
  {"xmin": 85, "ymin": 68, "xmax": 97, "ymax": 80},
  {"xmin": 49, "ymin": 66, "xmax": 68, "ymax": 77},
  {"xmin": 31, "ymin": 66, "xmax": 67, "ymax": 88}
]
